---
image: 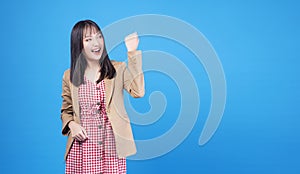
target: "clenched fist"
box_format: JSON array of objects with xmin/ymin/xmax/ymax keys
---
[{"xmin": 125, "ymin": 32, "xmax": 139, "ymax": 52}]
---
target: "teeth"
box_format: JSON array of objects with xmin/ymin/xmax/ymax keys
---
[{"xmin": 92, "ymin": 49, "xmax": 100, "ymax": 52}]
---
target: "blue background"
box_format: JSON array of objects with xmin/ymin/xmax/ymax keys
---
[{"xmin": 0, "ymin": 0, "xmax": 299, "ymax": 173}]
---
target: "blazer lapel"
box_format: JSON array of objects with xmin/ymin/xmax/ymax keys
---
[
  {"xmin": 104, "ymin": 78, "xmax": 115, "ymax": 109},
  {"xmin": 70, "ymin": 83, "xmax": 80, "ymax": 123}
]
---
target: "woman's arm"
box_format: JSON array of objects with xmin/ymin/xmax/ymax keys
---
[
  {"xmin": 123, "ymin": 33, "xmax": 145, "ymax": 98},
  {"xmin": 60, "ymin": 71, "xmax": 74, "ymax": 135},
  {"xmin": 60, "ymin": 70, "xmax": 88, "ymax": 141},
  {"xmin": 123, "ymin": 50, "xmax": 145, "ymax": 98}
]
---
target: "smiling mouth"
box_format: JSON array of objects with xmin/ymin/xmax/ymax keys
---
[{"xmin": 91, "ymin": 48, "xmax": 101, "ymax": 53}]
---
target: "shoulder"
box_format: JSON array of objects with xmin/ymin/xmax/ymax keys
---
[{"xmin": 62, "ymin": 69, "xmax": 71, "ymax": 81}]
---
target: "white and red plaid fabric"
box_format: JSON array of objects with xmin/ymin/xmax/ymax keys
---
[{"xmin": 66, "ymin": 77, "xmax": 126, "ymax": 174}]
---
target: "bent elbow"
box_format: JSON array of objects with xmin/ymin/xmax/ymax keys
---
[{"xmin": 130, "ymin": 89, "xmax": 145, "ymax": 98}]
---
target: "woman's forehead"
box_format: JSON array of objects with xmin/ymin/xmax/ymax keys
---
[{"xmin": 83, "ymin": 26, "xmax": 100, "ymax": 37}]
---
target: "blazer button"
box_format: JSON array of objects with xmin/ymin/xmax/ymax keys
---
[
  {"xmin": 106, "ymin": 109, "xmax": 110, "ymax": 113},
  {"xmin": 98, "ymin": 125, "xmax": 102, "ymax": 129},
  {"xmin": 96, "ymin": 87, "xmax": 100, "ymax": 90},
  {"xmin": 98, "ymin": 141, "xmax": 103, "ymax": 145},
  {"xmin": 96, "ymin": 102, "xmax": 101, "ymax": 105}
]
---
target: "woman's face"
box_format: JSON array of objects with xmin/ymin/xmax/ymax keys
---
[{"xmin": 82, "ymin": 27, "xmax": 104, "ymax": 61}]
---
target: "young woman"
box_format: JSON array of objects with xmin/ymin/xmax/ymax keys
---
[{"xmin": 60, "ymin": 20, "xmax": 144, "ymax": 173}]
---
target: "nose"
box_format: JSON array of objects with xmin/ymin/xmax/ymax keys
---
[{"xmin": 92, "ymin": 38, "xmax": 99, "ymax": 46}]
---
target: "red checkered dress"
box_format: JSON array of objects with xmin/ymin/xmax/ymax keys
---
[{"xmin": 66, "ymin": 77, "xmax": 126, "ymax": 174}]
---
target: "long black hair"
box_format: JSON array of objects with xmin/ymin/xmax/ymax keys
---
[{"xmin": 70, "ymin": 20, "xmax": 116, "ymax": 87}]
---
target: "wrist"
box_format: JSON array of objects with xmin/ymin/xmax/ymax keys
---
[
  {"xmin": 68, "ymin": 121, "xmax": 75, "ymax": 129},
  {"xmin": 127, "ymin": 50, "xmax": 136, "ymax": 53},
  {"xmin": 128, "ymin": 50, "xmax": 142, "ymax": 57}
]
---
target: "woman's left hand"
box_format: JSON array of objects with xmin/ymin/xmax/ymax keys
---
[{"xmin": 125, "ymin": 32, "xmax": 139, "ymax": 52}]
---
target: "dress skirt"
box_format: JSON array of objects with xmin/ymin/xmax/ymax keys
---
[{"xmin": 65, "ymin": 77, "xmax": 126, "ymax": 174}]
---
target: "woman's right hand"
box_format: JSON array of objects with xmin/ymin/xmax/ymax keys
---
[
  {"xmin": 68, "ymin": 121, "xmax": 88, "ymax": 141},
  {"xmin": 125, "ymin": 32, "xmax": 139, "ymax": 52}
]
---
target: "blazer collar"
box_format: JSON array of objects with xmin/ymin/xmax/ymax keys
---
[{"xmin": 104, "ymin": 78, "xmax": 115, "ymax": 109}]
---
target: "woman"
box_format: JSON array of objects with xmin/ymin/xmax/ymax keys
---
[{"xmin": 60, "ymin": 20, "xmax": 144, "ymax": 173}]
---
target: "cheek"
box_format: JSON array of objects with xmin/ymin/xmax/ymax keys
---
[
  {"xmin": 83, "ymin": 41, "xmax": 90, "ymax": 48},
  {"xmin": 83, "ymin": 42, "xmax": 91, "ymax": 52},
  {"xmin": 82, "ymin": 46, "xmax": 90, "ymax": 56},
  {"xmin": 98, "ymin": 38, "xmax": 104, "ymax": 46},
  {"xmin": 83, "ymin": 41, "xmax": 87, "ymax": 49}
]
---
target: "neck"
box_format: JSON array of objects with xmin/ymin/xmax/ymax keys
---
[
  {"xmin": 85, "ymin": 60, "xmax": 101, "ymax": 83},
  {"xmin": 86, "ymin": 59, "xmax": 100, "ymax": 72}
]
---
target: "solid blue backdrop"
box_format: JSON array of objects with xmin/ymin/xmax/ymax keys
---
[{"xmin": 0, "ymin": 0, "xmax": 299, "ymax": 173}]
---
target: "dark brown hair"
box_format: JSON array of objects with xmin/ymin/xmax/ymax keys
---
[{"xmin": 70, "ymin": 19, "xmax": 115, "ymax": 86}]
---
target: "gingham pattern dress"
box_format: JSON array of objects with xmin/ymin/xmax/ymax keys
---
[{"xmin": 66, "ymin": 77, "xmax": 126, "ymax": 174}]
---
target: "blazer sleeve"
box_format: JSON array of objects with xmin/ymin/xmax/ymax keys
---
[
  {"xmin": 60, "ymin": 70, "xmax": 74, "ymax": 135},
  {"xmin": 123, "ymin": 50, "xmax": 145, "ymax": 98}
]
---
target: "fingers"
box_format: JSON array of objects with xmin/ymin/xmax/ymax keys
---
[
  {"xmin": 125, "ymin": 32, "xmax": 138, "ymax": 40},
  {"xmin": 81, "ymin": 127, "xmax": 89, "ymax": 139},
  {"xmin": 73, "ymin": 131, "xmax": 85, "ymax": 141},
  {"xmin": 125, "ymin": 32, "xmax": 139, "ymax": 52},
  {"xmin": 125, "ymin": 32, "xmax": 138, "ymax": 43},
  {"xmin": 72, "ymin": 128, "xmax": 88, "ymax": 142}
]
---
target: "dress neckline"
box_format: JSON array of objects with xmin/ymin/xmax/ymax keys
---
[{"xmin": 84, "ymin": 76, "xmax": 104, "ymax": 85}]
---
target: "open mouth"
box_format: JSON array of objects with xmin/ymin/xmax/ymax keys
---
[
  {"xmin": 91, "ymin": 48, "xmax": 101, "ymax": 53},
  {"xmin": 91, "ymin": 48, "xmax": 102, "ymax": 56}
]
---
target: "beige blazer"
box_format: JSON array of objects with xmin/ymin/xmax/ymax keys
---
[{"xmin": 60, "ymin": 50, "xmax": 144, "ymax": 161}]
